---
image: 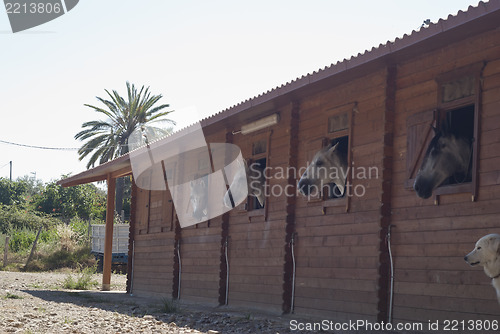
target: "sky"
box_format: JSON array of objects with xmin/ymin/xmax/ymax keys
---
[{"xmin": 0, "ymin": 0, "xmax": 482, "ymax": 183}]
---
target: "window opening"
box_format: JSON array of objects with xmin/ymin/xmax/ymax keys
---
[
  {"xmin": 249, "ymin": 157, "xmax": 266, "ymax": 210},
  {"xmin": 437, "ymin": 105, "xmax": 474, "ymax": 187},
  {"xmin": 323, "ymin": 136, "xmax": 348, "ymax": 200}
]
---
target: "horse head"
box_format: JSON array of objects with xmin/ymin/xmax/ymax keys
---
[
  {"xmin": 298, "ymin": 140, "xmax": 348, "ymax": 197},
  {"xmin": 413, "ymin": 123, "xmax": 472, "ymax": 199},
  {"xmin": 190, "ymin": 177, "xmax": 208, "ymax": 221}
]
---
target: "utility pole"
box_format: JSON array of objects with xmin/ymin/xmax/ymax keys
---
[{"xmin": 9, "ymin": 161, "xmax": 12, "ymax": 181}]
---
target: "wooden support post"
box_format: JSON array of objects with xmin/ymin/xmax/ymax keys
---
[{"xmin": 102, "ymin": 174, "xmax": 116, "ymax": 291}]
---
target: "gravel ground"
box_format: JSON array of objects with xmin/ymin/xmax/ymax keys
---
[
  {"xmin": 0, "ymin": 271, "xmax": 408, "ymax": 334},
  {"xmin": 0, "ymin": 271, "xmax": 311, "ymax": 334}
]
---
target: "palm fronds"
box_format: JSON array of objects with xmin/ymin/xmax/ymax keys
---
[{"xmin": 76, "ymin": 82, "xmax": 175, "ymax": 168}]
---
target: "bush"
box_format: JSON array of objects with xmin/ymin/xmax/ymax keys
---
[
  {"xmin": 9, "ymin": 229, "xmax": 36, "ymax": 253},
  {"xmin": 0, "ymin": 177, "xmax": 107, "ymax": 273},
  {"xmin": 7, "ymin": 223, "xmax": 95, "ymax": 272},
  {"xmin": 62, "ymin": 264, "xmax": 98, "ymax": 290},
  {"xmin": 68, "ymin": 217, "xmax": 91, "ymax": 245},
  {"xmin": 57, "ymin": 224, "xmax": 78, "ymax": 252},
  {"xmin": 0, "ymin": 205, "xmax": 58, "ymax": 235},
  {"xmin": 39, "ymin": 227, "xmax": 59, "ymax": 244},
  {"xmin": 31, "ymin": 181, "xmax": 106, "ymax": 220},
  {"xmin": 24, "ymin": 244, "xmax": 96, "ymax": 272},
  {"xmin": 8, "ymin": 226, "xmax": 59, "ymax": 253},
  {"xmin": 159, "ymin": 298, "xmax": 180, "ymax": 313},
  {"xmin": 0, "ymin": 178, "xmax": 28, "ymax": 206}
]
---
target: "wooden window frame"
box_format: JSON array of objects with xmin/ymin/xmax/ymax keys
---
[
  {"xmin": 192, "ymin": 149, "xmax": 213, "ymax": 229},
  {"xmin": 305, "ymin": 103, "xmax": 355, "ymax": 213},
  {"xmin": 406, "ymin": 63, "xmax": 483, "ymax": 202},
  {"xmin": 233, "ymin": 130, "xmax": 272, "ymax": 221}
]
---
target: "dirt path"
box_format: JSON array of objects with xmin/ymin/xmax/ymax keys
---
[{"xmin": 0, "ymin": 271, "xmax": 302, "ymax": 334}]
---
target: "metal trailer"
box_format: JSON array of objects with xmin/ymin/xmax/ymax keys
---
[{"xmin": 91, "ymin": 224, "xmax": 129, "ymax": 270}]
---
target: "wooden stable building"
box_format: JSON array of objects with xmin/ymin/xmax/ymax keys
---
[{"xmin": 60, "ymin": 1, "xmax": 500, "ymax": 325}]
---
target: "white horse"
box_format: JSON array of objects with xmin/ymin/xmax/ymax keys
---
[
  {"xmin": 298, "ymin": 140, "xmax": 348, "ymax": 198},
  {"xmin": 190, "ymin": 177, "xmax": 208, "ymax": 221}
]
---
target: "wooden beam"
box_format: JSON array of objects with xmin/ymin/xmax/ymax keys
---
[
  {"xmin": 102, "ymin": 174, "xmax": 116, "ymax": 291},
  {"xmin": 110, "ymin": 167, "xmax": 133, "ymax": 179},
  {"xmin": 60, "ymin": 175, "xmax": 108, "ymax": 188}
]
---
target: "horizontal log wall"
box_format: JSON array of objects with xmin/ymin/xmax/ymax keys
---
[
  {"xmin": 293, "ymin": 69, "xmax": 387, "ymax": 321},
  {"xmin": 177, "ymin": 220, "xmax": 222, "ymax": 304},
  {"xmin": 127, "ymin": 15, "xmax": 500, "ymax": 324},
  {"xmin": 132, "ymin": 188, "xmax": 175, "ymax": 297},
  {"xmin": 174, "ymin": 128, "xmax": 228, "ymax": 305},
  {"xmin": 224, "ymin": 106, "xmax": 292, "ymax": 313},
  {"xmin": 390, "ymin": 27, "xmax": 500, "ymax": 323}
]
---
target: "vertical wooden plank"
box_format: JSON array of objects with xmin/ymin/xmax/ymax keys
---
[
  {"xmin": 126, "ymin": 178, "xmax": 137, "ymax": 294},
  {"xmin": 219, "ymin": 131, "xmax": 233, "ymax": 305},
  {"xmin": 345, "ymin": 104, "xmax": 354, "ymax": 213},
  {"xmin": 172, "ymin": 219, "xmax": 181, "ymax": 299},
  {"xmin": 471, "ymin": 63, "xmax": 486, "ymax": 201},
  {"xmin": 378, "ymin": 65, "xmax": 397, "ymax": 323},
  {"xmin": 283, "ymin": 101, "xmax": 299, "ymax": 313},
  {"xmin": 102, "ymin": 174, "xmax": 116, "ymax": 291}
]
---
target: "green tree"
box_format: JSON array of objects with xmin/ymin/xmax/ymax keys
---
[
  {"xmin": 17, "ymin": 175, "xmax": 44, "ymax": 197},
  {"xmin": 75, "ymin": 82, "xmax": 175, "ymax": 214},
  {"xmin": 0, "ymin": 178, "xmax": 28, "ymax": 206},
  {"xmin": 32, "ymin": 181, "xmax": 106, "ymax": 220}
]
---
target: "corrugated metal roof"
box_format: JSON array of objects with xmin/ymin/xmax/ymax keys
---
[
  {"xmin": 59, "ymin": 0, "xmax": 500, "ymax": 187},
  {"xmin": 200, "ymin": 0, "xmax": 499, "ymax": 128}
]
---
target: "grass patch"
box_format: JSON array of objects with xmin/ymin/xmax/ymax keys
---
[
  {"xmin": 3, "ymin": 292, "xmax": 23, "ymax": 299},
  {"xmin": 159, "ymin": 298, "xmax": 180, "ymax": 313},
  {"xmin": 23, "ymin": 244, "xmax": 96, "ymax": 272},
  {"xmin": 1, "ymin": 209, "xmax": 105, "ymax": 273},
  {"xmin": 62, "ymin": 265, "xmax": 98, "ymax": 290}
]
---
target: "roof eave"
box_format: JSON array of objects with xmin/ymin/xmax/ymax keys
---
[{"xmin": 57, "ymin": 154, "xmax": 132, "ymax": 187}]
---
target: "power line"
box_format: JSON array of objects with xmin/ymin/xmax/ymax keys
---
[
  {"xmin": 0, "ymin": 129, "xmax": 168, "ymax": 152},
  {"xmin": 0, "ymin": 139, "xmax": 79, "ymax": 151},
  {"xmin": 0, "ymin": 139, "xmax": 148, "ymax": 153}
]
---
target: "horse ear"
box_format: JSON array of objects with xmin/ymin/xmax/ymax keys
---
[{"xmin": 327, "ymin": 142, "xmax": 340, "ymax": 155}]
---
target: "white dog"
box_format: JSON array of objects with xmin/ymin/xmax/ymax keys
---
[{"xmin": 464, "ymin": 233, "xmax": 500, "ymax": 304}]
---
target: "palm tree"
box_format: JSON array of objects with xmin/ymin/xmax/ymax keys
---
[{"xmin": 76, "ymin": 82, "xmax": 175, "ymax": 216}]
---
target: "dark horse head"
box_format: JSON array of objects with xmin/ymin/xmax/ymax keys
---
[{"xmin": 413, "ymin": 123, "xmax": 472, "ymax": 199}]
